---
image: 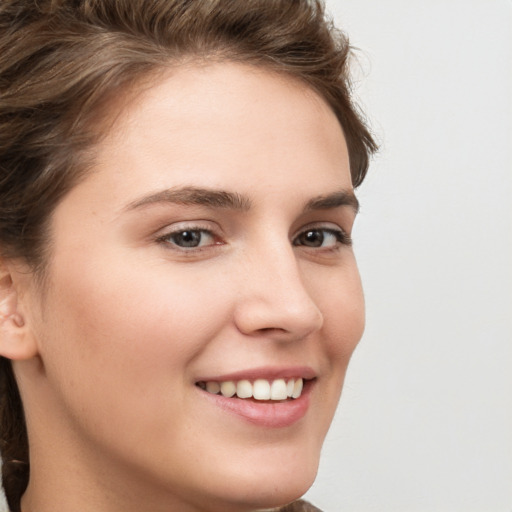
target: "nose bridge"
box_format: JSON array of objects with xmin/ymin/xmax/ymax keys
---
[{"xmin": 234, "ymin": 237, "xmax": 323, "ymax": 339}]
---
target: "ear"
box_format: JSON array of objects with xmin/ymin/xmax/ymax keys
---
[{"xmin": 0, "ymin": 261, "xmax": 38, "ymax": 360}]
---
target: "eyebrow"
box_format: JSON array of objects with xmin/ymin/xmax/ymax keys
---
[
  {"xmin": 304, "ymin": 190, "xmax": 360, "ymax": 214},
  {"xmin": 124, "ymin": 186, "xmax": 359, "ymax": 214},
  {"xmin": 124, "ymin": 186, "xmax": 252, "ymax": 212}
]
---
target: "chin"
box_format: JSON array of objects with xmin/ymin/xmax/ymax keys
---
[
  {"xmin": 203, "ymin": 451, "xmax": 320, "ymax": 512},
  {"xmin": 240, "ymin": 478, "xmax": 316, "ymax": 511},
  {"xmin": 205, "ymin": 480, "xmax": 316, "ymax": 512}
]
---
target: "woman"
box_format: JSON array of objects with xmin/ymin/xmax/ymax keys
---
[{"xmin": 0, "ymin": 1, "xmax": 376, "ymax": 511}]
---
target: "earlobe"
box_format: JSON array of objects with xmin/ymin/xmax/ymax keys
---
[{"xmin": 0, "ymin": 263, "xmax": 38, "ymax": 360}]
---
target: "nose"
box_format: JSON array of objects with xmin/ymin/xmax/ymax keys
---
[{"xmin": 233, "ymin": 243, "xmax": 324, "ymax": 342}]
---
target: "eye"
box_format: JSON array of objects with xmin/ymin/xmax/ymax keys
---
[
  {"xmin": 293, "ymin": 227, "xmax": 350, "ymax": 248},
  {"xmin": 159, "ymin": 228, "xmax": 216, "ymax": 249}
]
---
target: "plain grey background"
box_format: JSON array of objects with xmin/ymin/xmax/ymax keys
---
[
  {"xmin": 1, "ymin": 1, "xmax": 511, "ymax": 511},
  {"xmin": 304, "ymin": 1, "xmax": 512, "ymax": 511}
]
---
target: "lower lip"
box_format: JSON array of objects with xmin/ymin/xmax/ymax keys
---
[{"xmin": 199, "ymin": 381, "xmax": 313, "ymax": 428}]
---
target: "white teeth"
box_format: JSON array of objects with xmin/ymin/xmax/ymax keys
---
[
  {"xmin": 253, "ymin": 379, "xmax": 271, "ymax": 400},
  {"xmin": 270, "ymin": 379, "xmax": 288, "ymax": 400},
  {"xmin": 291, "ymin": 378, "xmax": 303, "ymax": 399},
  {"xmin": 201, "ymin": 377, "xmax": 305, "ymax": 401},
  {"xmin": 236, "ymin": 380, "xmax": 252, "ymax": 399},
  {"xmin": 286, "ymin": 378, "xmax": 295, "ymax": 397},
  {"xmin": 220, "ymin": 381, "xmax": 236, "ymax": 398}
]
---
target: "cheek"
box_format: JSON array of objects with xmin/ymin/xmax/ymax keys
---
[
  {"xmin": 309, "ymin": 260, "xmax": 365, "ymax": 363},
  {"xmin": 37, "ymin": 253, "xmax": 230, "ymax": 412},
  {"xmin": 32, "ymin": 255, "xmax": 239, "ymax": 467},
  {"xmin": 51, "ymin": 267, "xmax": 219, "ymax": 356}
]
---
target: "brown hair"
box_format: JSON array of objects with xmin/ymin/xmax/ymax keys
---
[{"xmin": 0, "ymin": 1, "xmax": 376, "ymax": 510}]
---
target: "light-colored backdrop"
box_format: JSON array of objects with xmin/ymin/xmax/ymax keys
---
[
  {"xmin": 1, "ymin": 1, "xmax": 510, "ymax": 511},
  {"xmin": 304, "ymin": 1, "xmax": 512, "ymax": 511}
]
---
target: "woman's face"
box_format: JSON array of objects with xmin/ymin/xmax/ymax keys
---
[{"xmin": 19, "ymin": 62, "xmax": 364, "ymax": 511}]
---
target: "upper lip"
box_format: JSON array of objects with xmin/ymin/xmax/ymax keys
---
[{"xmin": 195, "ymin": 366, "xmax": 317, "ymax": 383}]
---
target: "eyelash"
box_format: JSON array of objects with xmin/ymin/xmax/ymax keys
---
[
  {"xmin": 292, "ymin": 227, "xmax": 352, "ymax": 249},
  {"xmin": 156, "ymin": 225, "xmax": 351, "ymax": 252},
  {"xmin": 155, "ymin": 225, "xmax": 220, "ymax": 251}
]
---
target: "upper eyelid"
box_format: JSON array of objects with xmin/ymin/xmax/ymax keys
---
[
  {"xmin": 292, "ymin": 221, "xmax": 348, "ymax": 237},
  {"xmin": 155, "ymin": 219, "xmax": 221, "ymax": 236},
  {"xmin": 157, "ymin": 226, "xmax": 216, "ymax": 239},
  {"xmin": 153, "ymin": 219, "xmax": 350, "ymax": 241}
]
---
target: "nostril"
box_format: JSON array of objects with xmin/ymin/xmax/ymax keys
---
[{"xmin": 256, "ymin": 326, "xmax": 288, "ymax": 336}]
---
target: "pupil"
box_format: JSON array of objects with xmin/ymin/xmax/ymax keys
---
[
  {"xmin": 175, "ymin": 230, "xmax": 201, "ymax": 247},
  {"xmin": 303, "ymin": 230, "xmax": 323, "ymax": 247}
]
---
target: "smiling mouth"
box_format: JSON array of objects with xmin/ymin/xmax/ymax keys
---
[{"xmin": 196, "ymin": 377, "xmax": 306, "ymax": 401}]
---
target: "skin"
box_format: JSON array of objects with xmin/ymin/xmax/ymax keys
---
[{"xmin": 4, "ymin": 62, "xmax": 365, "ymax": 512}]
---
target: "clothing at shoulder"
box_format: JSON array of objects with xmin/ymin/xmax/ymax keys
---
[{"xmin": 279, "ymin": 499, "xmax": 323, "ymax": 511}]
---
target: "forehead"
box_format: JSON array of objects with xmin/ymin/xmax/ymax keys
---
[
  {"xmin": 96, "ymin": 61, "xmax": 349, "ymax": 190},
  {"xmin": 55, "ymin": 61, "xmax": 351, "ymax": 227},
  {"xmin": 100, "ymin": 61, "xmax": 348, "ymax": 176},
  {"xmin": 114, "ymin": 61, "xmax": 337, "ymax": 131}
]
